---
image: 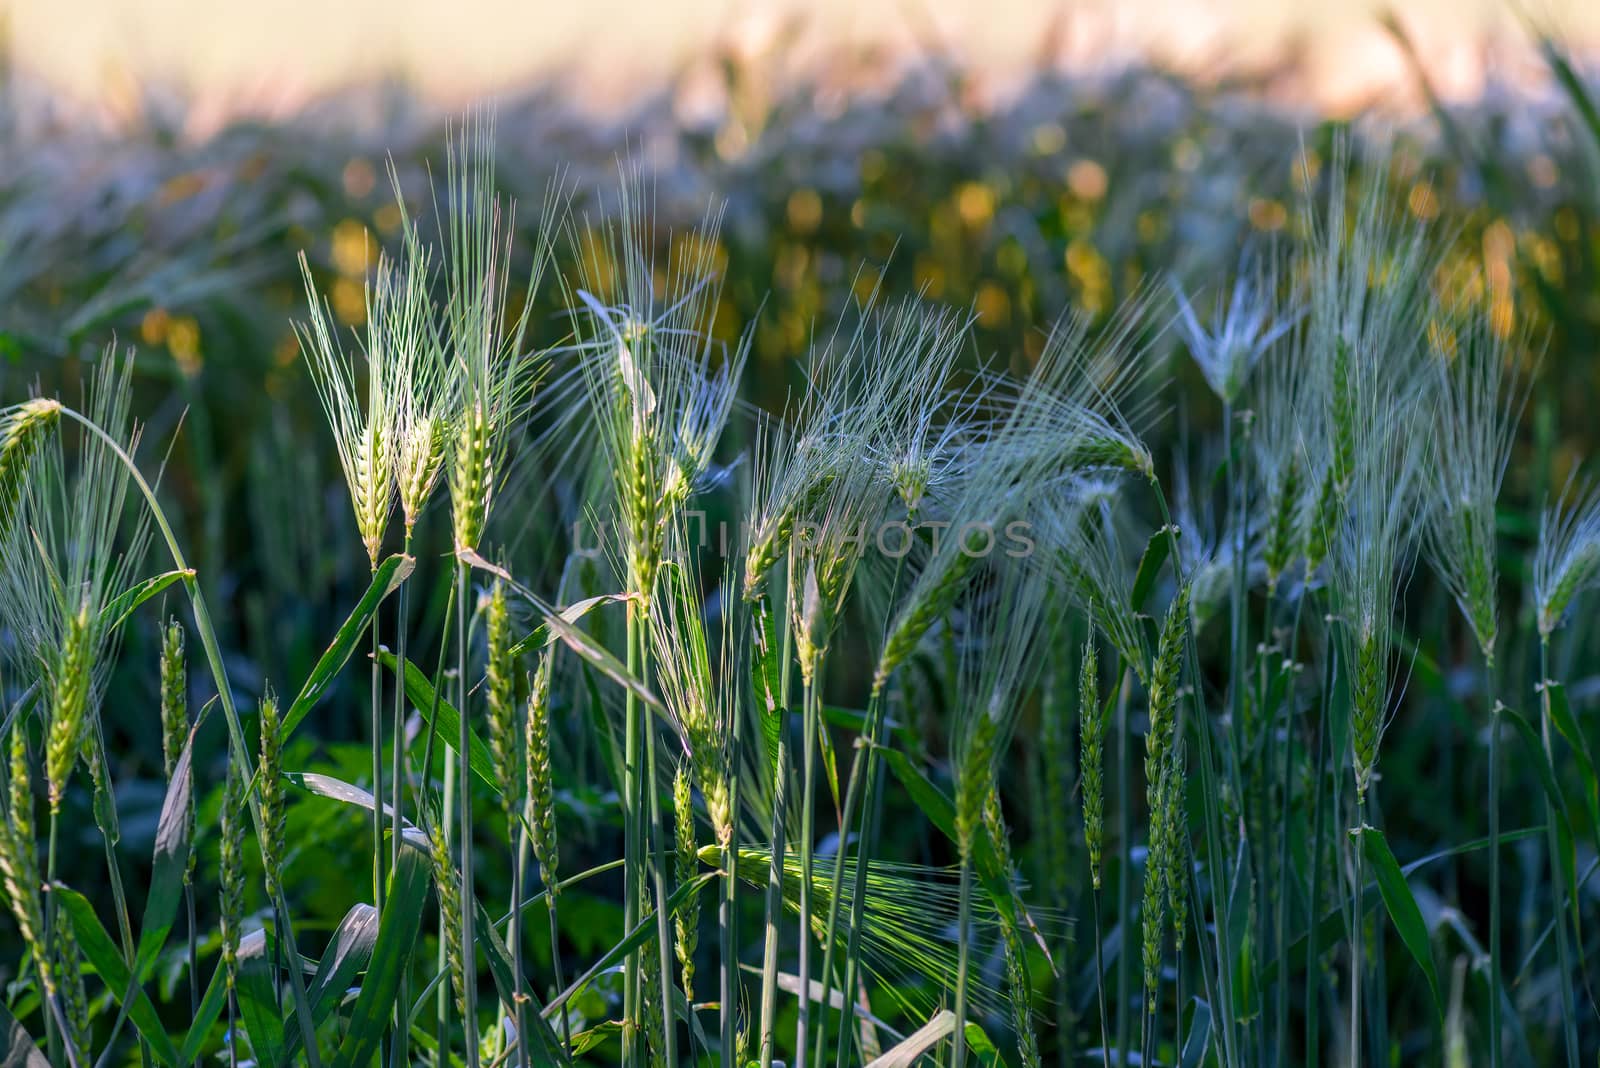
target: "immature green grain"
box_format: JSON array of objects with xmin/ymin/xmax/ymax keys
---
[
  {"xmin": 983, "ymin": 786, "xmax": 1042, "ymax": 1068},
  {"xmin": 1039, "ymin": 654, "xmax": 1074, "ymax": 907},
  {"xmin": 0, "ymin": 730, "xmax": 51, "ymax": 998},
  {"xmin": 1303, "ymin": 465, "xmax": 1341, "ymax": 580},
  {"xmin": 673, "ymin": 763, "xmax": 700, "ymax": 1004},
  {"xmin": 0, "ymin": 398, "xmax": 61, "ymax": 526},
  {"xmin": 45, "ymin": 602, "xmax": 94, "ymax": 812},
  {"xmin": 1079, "ymin": 636, "xmax": 1105, "ymax": 890},
  {"xmin": 1140, "ymin": 779, "xmax": 1168, "ymax": 1000},
  {"xmin": 159, "ymin": 618, "xmax": 195, "ymax": 883},
  {"xmin": 955, "ymin": 715, "xmax": 998, "ymax": 860},
  {"xmin": 1163, "ymin": 747, "xmax": 1190, "ymax": 948},
  {"xmin": 219, "ymin": 758, "xmax": 245, "ymax": 995},
  {"xmin": 1351, "ymin": 629, "xmax": 1383, "ymax": 804},
  {"xmin": 874, "ymin": 549, "xmax": 977, "ymax": 694},
  {"xmin": 1305, "ymin": 339, "xmax": 1356, "ymax": 580},
  {"xmin": 485, "ymin": 581, "xmax": 520, "ymax": 816},
  {"xmin": 525, "ymin": 650, "xmax": 558, "ymax": 889},
  {"xmin": 159, "ymin": 620, "xmax": 187, "ymax": 777},
  {"xmin": 258, "ymin": 689, "xmax": 286, "ymax": 899},
  {"xmin": 1145, "ymin": 585, "xmax": 1189, "ymax": 813},
  {"xmin": 397, "ymin": 412, "xmax": 447, "ymax": 539},
  {"xmin": 1264, "ymin": 454, "xmax": 1303, "ymax": 593},
  {"xmin": 640, "ymin": 933, "xmax": 666, "ymax": 1064},
  {"xmin": 451, "ymin": 398, "xmax": 493, "ymax": 555},
  {"xmin": 55, "ymin": 898, "xmax": 91, "ymax": 1054},
  {"xmin": 428, "ymin": 819, "xmax": 469, "ymax": 1021}
]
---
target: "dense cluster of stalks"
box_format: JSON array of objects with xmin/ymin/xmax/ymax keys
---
[{"xmin": 2, "ymin": 118, "xmax": 1599, "ymax": 1068}]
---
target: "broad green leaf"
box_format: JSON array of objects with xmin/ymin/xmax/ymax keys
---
[
  {"xmin": 508, "ymin": 592, "xmax": 631, "ymax": 659},
  {"xmin": 134, "ymin": 710, "xmax": 203, "ymax": 976},
  {"xmin": 1543, "ymin": 681, "xmax": 1599, "ymax": 834},
  {"xmin": 751, "ymin": 592, "xmax": 785, "ymax": 778},
  {"xmin": 569, "ymin": 1020, "xmax": 623, "ymax": 1057},
  {"xmin": 53, "ymin": 887, "xmax": 180, "ymax": 1066},
  {"xmin": 282, "ymin": 903, "xmax": 381, "ymax": 1062},
  {"xmin": 0, "ymin": 999, "xmax": 49, "ymax": 1068},
  {"xmin": 103, "ymin": 568, "xmax": 193, "ymax": 631},
  {"xmin": 863, "ymin": 1009, "xmax": 955, "ymax": 1067},
  {"xmin": 283, "ymin": 553, "xmax": 414, "ymax": 738},
  {"xmin": 459, "ymin": 550, "xmax": 662, "ymax": 710},
  {"xmin": 286, "ymin": 770, "xmax": 430, "ymax": 852},
  {"xmin": 817, "ymin": 707, "xmax": 842, "ymax": 819},
  {"xmin": 818, "ymin": 703, "xmax": 910, "ymax": 749},
  {"xmin": 331, "ymin": 850, "xmax": 431, "ymax": 1068},
  {"xmin": 376, "ymin": 651, "xmax": 498, "ymax": 789},
  {"xmin": 177, "ymin": 959, "xmax": 231, "ymax": 1066},
  {"xmin": 1269, "ymin": 826, "xmax": 1543, "ymax": 979},
  {"xmin": 236, "ymin": 930, "xmax": 287, "ymax": 1068},
  {"xmin": 1130, "ymin": 525, "xmax": 1174, "ymax": 611},
  {"xmin": 963, "ymin": 1021, "xmax": 1003, "ymax": 1067},
  {"xmin": 471, "ymin": 897, "xmax": 571, "ymax": 1066},
  {"xmin": 1502, "ymin": 703, "xmax": 1585, "ymax": 935},
  {"xmin": 1355, "ymin": 825, "xmax": 1442, "ymax": 1017},
  {"xmin": 1181, "ymin": 998, "xmax": 1213, "ymax": 1068}
]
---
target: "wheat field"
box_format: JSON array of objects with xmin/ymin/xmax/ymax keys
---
[{"xmin": 2, "ymin": 28, "xmax": 1600, "ymax": 1068}]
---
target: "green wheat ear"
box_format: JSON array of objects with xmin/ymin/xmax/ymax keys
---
[
  {"xmin": 485, "ymin": 579, "xmax": 521, "ymax": 817},
  {"xmin": 426, "ymin": 816, "xmax": 469, "ymax": 1022},
  {"xmin": 0, "ymin": 727, "xmax": 53, "ymax": 1000},
  {"xmin": 983, "ymin": 786, "xmax": 1042, "ymax": 1068},
  {"xmin": 672, "ymin": 763, "xmax": 700, "ymax": 1003},
  {"xmin": 259, "ymin": 688, "xmax": 286, "ymax": 899},
  {"xmin": 0, "ymin": 398, "xmax": 61, "ymax": 526},
  {"xmin": 45, "ymin": 601, "xmax": 94, "ymax": 811},
  {"xmin": 1144, "ymin": 584, "xmax": 1189, "ymax": 813},
  {"xmin": 219, "ymin": 755, "xmax": 245, "ymax": 997},
  {"xmin": 1079, "ymin": 633, "xmax": 1105, "ymax": 891},
  {"xmin": 526, "ymin": 649, "xmax": 559, "ymax": 891}
]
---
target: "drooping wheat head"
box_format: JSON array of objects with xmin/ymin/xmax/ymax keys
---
[
  {"xmin": 0, "ymin": 397, "xmax": 61, "ymax": 529},
  {"xmin": 1005, "ymin": 295, "xmax": 1158, "ymax": 481},
  {"xmin": 1, "ymin": 350, "xmax": 150, "ymax": 813}
]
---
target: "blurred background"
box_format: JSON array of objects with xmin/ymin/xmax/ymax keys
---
[{"xmin": 2, "ymin": 0, "xmax": 1600, "ymax": 777}]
